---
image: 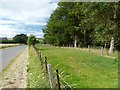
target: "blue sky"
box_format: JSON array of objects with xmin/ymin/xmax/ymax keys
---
[
  {"xmin": 0, "ymin": 0, "xmax": 58, "ymax": 38},
  {"xmin": 1, "ymin": 0, "xmax": 118, "ymax": 38}
]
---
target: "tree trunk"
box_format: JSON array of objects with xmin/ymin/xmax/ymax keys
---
[
  {"xmin": 104, "ymin": 43, "xmax": 106, "ymax": 50},
  {"xmin": 109, "ymin": 37, "xmax": 114, "ymax": 54},
  {"xmin": 74, "ymin": 35, "xmax": 77, "ymax": 48}
]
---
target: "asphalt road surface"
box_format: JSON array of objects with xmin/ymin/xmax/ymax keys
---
[{"xmin": 0, "ymin": 45, "xmax": 27, "ymax": 72}]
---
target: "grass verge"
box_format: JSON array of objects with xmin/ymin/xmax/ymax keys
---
[
  {"xmin": 27, "ymin": 46, "xmax": 50, "ymax": 88},
  {"xmin": 36, "ymin": 44, "xmax": 118, "ymax": 88}
]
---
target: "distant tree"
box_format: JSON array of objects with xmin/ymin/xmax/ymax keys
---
[
  {"xmin": 2, "ymin": 40, "xmax": 15, "ymax": 44},
  {"xmin": 13, "ymin": 34, "xmax": 28, "ymax": 44},
  {"xmin": 27, "ymin": 35, "xmax": 37, "ymax": 46}
]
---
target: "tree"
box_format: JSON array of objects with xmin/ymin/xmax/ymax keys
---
[
  {"xmin": 27, "ymin": 35, "xmax": 37, "ymax": 46},
  {"xmin": 13, "ymin": 34, "xmax": 28, "ymax": 44},
  {"xmin": 43, "ymin": 2, "xmax": 119, "ymax": 51},
  {"xmin": 43, "ymin": 2, "xmax": 76, "ymax": 46},
  {"xmin": 93, "ymin": 2, "xmax": 118, "ymax": 53}
]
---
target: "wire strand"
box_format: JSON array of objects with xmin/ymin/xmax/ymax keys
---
[{"xmin": 52, "ymin": 68, "xmax": 73, "ymax": 89}]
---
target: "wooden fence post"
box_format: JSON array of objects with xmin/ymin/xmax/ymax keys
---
[
  {"xmin": 39, "ymin": 52, "xmax": 43, "ymax": 68},
  {"xmin": 45, "ymin": 57, "xmax": 48, "ymax": 74},
  {"xmin": 101, "ymin": 47, "xmax": 103, "ymax": 56},
  {"xmin": 56, "ymin": 70, "xmax": 60, "ymax": 90},
  {"xmin": 48, "ymin": 64, "xmax": 54, "ymax": 90}
]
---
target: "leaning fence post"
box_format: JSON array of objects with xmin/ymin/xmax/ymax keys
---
[
  {"xmin": 101, "ymin": 47, "xmax": 103, "ymax": 56},
  {"xmin": 45, "ymin": 57, "xmax": 48, "ymax": 74},
  {"xmin": 48, "ymin": 64, "xmax": 54, "ymax": 90},
  {"xmin": 56, "ymin": 70, "xmax": 61, "ymax": 90}
]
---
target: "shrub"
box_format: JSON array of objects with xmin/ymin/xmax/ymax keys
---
[{"xmin": 27, "ymin": 35, "xmax": 37, "ymax": 46}]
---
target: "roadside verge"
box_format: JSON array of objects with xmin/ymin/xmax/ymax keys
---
[{"xmin": 0, "ymin": 47, "xmax": 28, "ymax": 88}]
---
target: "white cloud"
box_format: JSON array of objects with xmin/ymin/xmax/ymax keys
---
[
  {"xmin": 0, "ymin": 0, "xmax": 59, "ymax": 3},
  {"xmin": 0, "ymin": 1, "xmax": 58, "ymax": 21},
  {"xmin": 0, "ymin": 0, "xmax": 58, "ymax": 38},
  {"xmin": 27, "ymin": 31, "xmax": 44, "ymax": 38},
  {"xmin": 32, "ymin": 32, "xmax": 44, "ymax": 38},
  {"xmin": 25, "ymin": 21, "xmax": 47, "ymax": 26},
  {"xmin": 0, "ymin": 20, "xmax": 18, "ymax": 25},
  {"xmin": 0, "ymin": 24, "xmax": 43, "ymax": 38},
  {"xmin": 0, "ymin": 25, "xmax": 20, "ymax": 38}
]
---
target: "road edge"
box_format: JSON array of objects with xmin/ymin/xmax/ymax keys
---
[{"xmin": 0, "ymin": 46, "xmax": 28, "ymax": 78}]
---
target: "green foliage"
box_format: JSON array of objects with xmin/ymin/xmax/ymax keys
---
[
  {"xmin": 43, "ymin": 2, "xmax": 119, "ymax": 50},
  {"xmin": 1, "ymin": 34, "xmax": 28, "ymax": 44},
  {"xmin": 13, "ymin": 34, "xmax": 28, "ymax": 44},
  {"xmin": 27, "ymin": 35, "xmax": 37, "ymax": 46},
  {"xmin": 1, "ymin": 40, "xmax": 16, "ymax": 44}
]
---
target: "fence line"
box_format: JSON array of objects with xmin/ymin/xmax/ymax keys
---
[
  {"xmin": 33, "ymin": 45, "xmax": 117, "ymax": 89},
  {"xmin": 47, "ymin": 64, "xmax": 54, "ymax": 89},
  {"xmin": 34, "ymin": 47, "xmax": 73, "ymax": 90}
]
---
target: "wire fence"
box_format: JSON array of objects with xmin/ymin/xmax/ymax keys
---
[{"xmin": 34, "ymin": 46, "xmax": 73, "ymax": 90}]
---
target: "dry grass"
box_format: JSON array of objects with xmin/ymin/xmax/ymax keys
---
[
  {"xmin": 0, "ymin": 44, "xmax": 20, "ymax": 49},
  {"xmin": 80, "ymin": 47, "xmax": 118, "ymax": 59},
  {"xmin": 61, "ymin": 46, "xmax": 118, "ymax": 60}
]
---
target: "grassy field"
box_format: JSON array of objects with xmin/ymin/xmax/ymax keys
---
[
  {"xmin": 35, "ymin": 44, "xmax": 118, "ymax": 88},
  {"xmin": 27, "ymin": 47, "xmax": 50, "ymax": 88}
]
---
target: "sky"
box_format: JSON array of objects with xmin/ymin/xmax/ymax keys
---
[
  {"xmin": 0, "ymin": 0, "xmax": 59, "ymax": 38},
  {"xmin": 0, "ymin": 0, "xmax": 118, "ymax": 39}
]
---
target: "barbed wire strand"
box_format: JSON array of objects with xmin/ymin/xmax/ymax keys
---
[
  {"xmin": 52, "ymin": 68, "xmax": 73, "ymax": 89},
  {"xmin": 36, "ymin": 50, "xmax": 73, "ymax": 89}
]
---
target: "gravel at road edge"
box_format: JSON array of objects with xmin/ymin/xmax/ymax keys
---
[{"xmin": 0, "ymin": 47, "xmax": 28, "ymax": 89}]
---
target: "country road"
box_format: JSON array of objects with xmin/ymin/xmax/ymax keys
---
[{"xmin": 0, "ymin": 45, "xmax": 27, "ymax": 72}]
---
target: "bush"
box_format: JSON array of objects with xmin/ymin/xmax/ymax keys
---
[{"xmin": 27, "ymin": 35, "xmax": 37, "ymax": 46}]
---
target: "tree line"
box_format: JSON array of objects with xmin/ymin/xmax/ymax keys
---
[
  {"xmin": 1, "ymin": 34, "xmax": 39, "ymax": 46},
  {"xmin": 1, "ymin": 34, "xmax": 28, "ymax": 44},
  {"xmin": 43, "ymin": 2, "xmax": 120, "ymax": 52}
]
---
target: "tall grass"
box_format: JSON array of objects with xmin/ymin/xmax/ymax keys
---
[{"xmin": 27, "ymin": 47, "xmax": 50, "ymax": 88}]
